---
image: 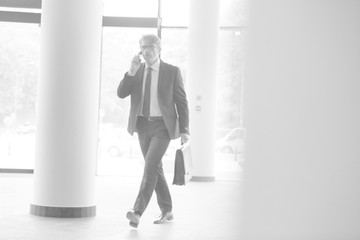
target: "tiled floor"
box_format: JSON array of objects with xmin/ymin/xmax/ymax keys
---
[{"xmin": 0, "ymin": 173, "xmax": 242, "ymax": 240}]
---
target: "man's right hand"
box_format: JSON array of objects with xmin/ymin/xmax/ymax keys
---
[{"xmin": 128, "ymin": 53, "xmax": 142, "ymax": 76}]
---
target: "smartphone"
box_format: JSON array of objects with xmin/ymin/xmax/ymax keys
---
[{"xmin": 138, "ymin": 51, "xmax": 143, "ymax": 63}]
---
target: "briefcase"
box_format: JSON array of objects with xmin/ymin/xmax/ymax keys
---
[{"xmin": 172, "ymin": 143, "xmax": 193, "ymax": 186}]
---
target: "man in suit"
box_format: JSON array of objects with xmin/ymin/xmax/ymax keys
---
[{"xmin": 117, "ymin": 34, "xmax": 190, "ymax": 228}]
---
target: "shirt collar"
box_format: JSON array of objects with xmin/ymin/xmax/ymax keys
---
[{"xmin": 145, "ymin": 58, "xmax": 160, "ymax": 71}]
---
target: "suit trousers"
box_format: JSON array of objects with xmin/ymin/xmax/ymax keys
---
[{"xmin": 133, "ymin": 117, "xmax": 172, "ymax": 216}]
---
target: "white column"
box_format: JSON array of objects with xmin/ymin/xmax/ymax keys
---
[
  {"xmin": 30, "ymin": 0, "xmax": 103, "ymax": 217},
  {"xmin": 242, "ymin": 0, "xmax": 360, "ymax": 238},
  {"xmin": 187, "ymin": 0, "xmax": 220, "ymax": 181}
]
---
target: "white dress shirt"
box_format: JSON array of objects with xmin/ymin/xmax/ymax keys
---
[{"xmin": 140, "ymin": 58, "xmax": 162, "ymax": 117}]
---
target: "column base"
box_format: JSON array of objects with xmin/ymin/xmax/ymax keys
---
[
  {"xmin": 30, "ymin": 204, "xmax": 96, "ymax": 218},
  {"xmin": 191, "ymin": 176, "xmax": 215, "ymax": 182}
]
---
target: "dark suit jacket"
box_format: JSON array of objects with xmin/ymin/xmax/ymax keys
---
[{"xmin": 117, "ymin": 60, "xmax": 189, "ymax": 140}]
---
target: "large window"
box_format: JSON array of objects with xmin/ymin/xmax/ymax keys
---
[
  {"xmin": 161, "ymin": 0, "xmax": 189, "ymax": 26},
  {"xmin": 0, "ymin": 0, "xmax": 248, "ymax": 180},
  {"xmin": 98, "ymin": 0, "xmax": 248, "ymax": 180},
  {"xmin": 97, "ymin": 27, "xmax": 190, "ymax": 176},
  {"xmin": 97, "ymin": 27, "xmax": 157, "ymax": 176},
  {"xmin": 103, "ymin": 0, "xmax": 158, "ymax": 18},
  {"xmin": 0, "ymin": 22, "xmax": 40, "ymax": 170}
]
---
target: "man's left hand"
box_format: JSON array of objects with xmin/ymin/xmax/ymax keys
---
[{"xmin": 180, "ymin": 133, "xmax": 190, "ymax": 144}]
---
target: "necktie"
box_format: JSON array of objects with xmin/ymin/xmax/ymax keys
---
[{"xmin": 142, "ymin": 68, "xmax": 152, "ymax": 117}]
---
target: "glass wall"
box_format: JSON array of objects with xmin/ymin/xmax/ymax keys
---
[
  {"xmin": 161, "ymin": 0, "xmax": 189, "ymax": 26},
  {"xmin": 0, "ymin": 22, "xmax": 40, "ymax": 169},
  {"xmin": 0, "ymin": 0, "xmax": 248, "ymax": 180},
  {"xmin": 103, "ymin": 0, "xmax": 158, "ymax": 18},
  {"xmin": 98, "ymin": 0, "xmax": 248, "ymax": 180},
  {"xmin": 97, "ymin": 26, "xmax": 191, "ymax": 176},
  {"xmin": 214, "ymin": 28, "xmax": 246, "ymax": 180},
  {"xmin": 97, "ymin": 27, "xmax": 157, "ymax": 176}
]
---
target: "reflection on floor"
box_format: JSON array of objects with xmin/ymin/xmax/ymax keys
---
[
  {"xmin": 0, "ymin": 173, "xmax": 242, "ymax": 240},
  {"xmin": 97, "ymin": 152, "xmax": 243, "ymax": 181}
]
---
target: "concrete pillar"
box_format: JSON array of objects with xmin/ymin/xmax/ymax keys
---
[
  {"xmin": 242, "ymin": 1, "xmax": 360, "ymax": 239},
  {"xmin": 30, "ymin": 0, "xmax": 103, "ymax": 217},
  {"xmin": 187, "ymin": 0, "xmax": 220, "ymax": 181}
]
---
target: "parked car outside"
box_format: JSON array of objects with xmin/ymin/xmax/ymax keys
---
[
  {"xmin": 98, "ymin": 125, "xmax": 181, "ymax": 159},
  {"xmin": 16, "ymin": 122, "xmax": 36, "ymax": 134},
  {"xmin": 98, "ymin": 126, "xmax": 141, "ymax": 158},
  {"xmin": 215, "ymin": 127, "xmax": 245, "ymax": 154}
]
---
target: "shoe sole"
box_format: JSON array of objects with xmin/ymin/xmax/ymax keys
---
[
  {"xmin": 126, "ymin": 211, "xmax": 140, "ymax": 228},
  {"xmin": 129, "ymin": 221, "xmax": 139, "ymax": 228},
  {"xmin": 153, "ymin": 215, "xmax": 174, "ymax": 224}
]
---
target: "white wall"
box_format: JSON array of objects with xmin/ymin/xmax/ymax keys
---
[{"xmin": 242, "ymin": 1, "xmax": 360, "ymax": 239}]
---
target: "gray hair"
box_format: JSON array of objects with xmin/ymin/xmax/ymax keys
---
[{"xmin": 139, "ymin": 34, "xmax": 162, "ymax": 49}]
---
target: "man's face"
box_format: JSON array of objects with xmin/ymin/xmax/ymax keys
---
[{"xmin": 140, "ymin": 39, "xmax": 160, "ymax": 65}]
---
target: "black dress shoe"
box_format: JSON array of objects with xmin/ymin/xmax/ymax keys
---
[
  {"xmin": 126, "ymin": 210, "xmax": 140, "ymax": 228},
  {"xmin": 153, "ymin": 211, "xmax": 174, "ymax": 224}
]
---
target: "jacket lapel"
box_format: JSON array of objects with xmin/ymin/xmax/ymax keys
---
[
  {"xmin": 158, "ymin": 60, "xmax": 166, "ymax": 95},
  {"xmin": 138, "ymin": 63, "xmax": 145, "ymax": 87},
  {"xmin": 136, "ymin": 63, "xmax": 146, "ymax": 114}
]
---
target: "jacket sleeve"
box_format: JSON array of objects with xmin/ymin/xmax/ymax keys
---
[
  {"xmin": 117, "ymin": 72, "xmax": 136, "ymax": 99},
  {"xmin": 173, "ymin": 67, "xmax": 190, "ymax": 135}
]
